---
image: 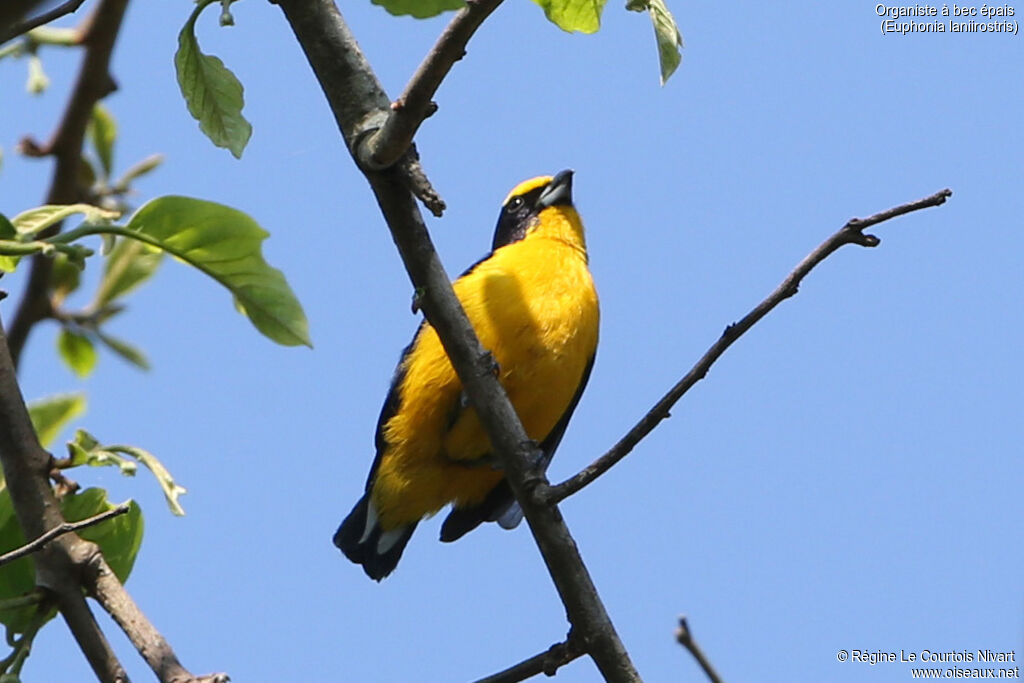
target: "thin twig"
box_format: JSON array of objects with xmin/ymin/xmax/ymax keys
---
[
  {"xmin": 357, "ymin": 0, "xmax": 504, "ymax": 170},
  {"xmin": 0, "ymin": 503, "xmax": 129, "ymax": 567},
  {"xmin": 0, "ymin": 0, "xmax": 87, "ymax": 45},
  {"xmin": 277, "ymin": 2, "xmax": 640, "ymax": 680},
  {"xmin": 356, "ymin": 0, "xmax": 503, "ymax": 215},
  {"xmin": 676, "ymin": 617, "xmax": 724, "ymax": 683},
  {"xmin": 7, "ymin": 0, "xmax": 127, "ymax": 367},
  {"xmin": 472, "ymin": 639, "xmax": 584, "ymax": 683},
  {"xmin": 545, "ymin": 188, "xmax": 953, "ymax": 503}
]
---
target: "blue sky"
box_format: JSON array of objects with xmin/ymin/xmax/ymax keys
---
[{"xmin": 1, "ymin": 1, "xmax": 1022, "ymax": 681}]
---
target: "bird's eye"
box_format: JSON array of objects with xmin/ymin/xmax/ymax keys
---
[{"xmin": 508, "ymin": 196, "xmax": 525, "ymax": 211}]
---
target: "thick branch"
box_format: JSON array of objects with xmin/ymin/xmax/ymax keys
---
[
  {"xmin": 0, "ymin": 313, "xmax": 222, "ymax": 682},
  {"xmin": 276, "ymin": 1, "xmax": 639, "ymax": 680},
  {"xmin": 0, "ymin": 503, "xmax": 129, "ymax": 567},
  {"xmin": 357, "ymin": 0, "xmax": 504, "ymax": 170},
  {"xmin": 0, "ymin": 0, "xmax": 87, "ymax": 44},
  {"xmin": 675, "ymin": 617, "xmax": 723, "ymax": 683},
  {"xmin": 0, "ymin": 312, "xmax": 128, "ymax": 681},
  {"xmin": 473, "ymin": 639, "xmax": 584, "ymax": 683},
  {"xmin": 546, "ymin": 188, "xmax": 953, "ymax": 503},
  {"xmin": 7, "ymin": 0, "xmax": 127, "ymax": 367},
  {"xmin": 0, "ymin": 7, "xmax": 229, "ymax": 670}
]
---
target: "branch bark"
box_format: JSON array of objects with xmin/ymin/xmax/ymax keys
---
[
  {"xmin": 356, "ymin": 0, "xmax": 504, "ymax": 170},
  {"xmin": 276, "ymin": 1, "xmax": 639, "ymax": 680},
  {"xmin": 0, "ymin": 313, "xmax": 128, "ymax": 681},
  {"xmin": 473, "ymin": 638, "xmax": 584, "ymax": 683},
  {"xmin": 0, "ymin": 312, "xmax": 227, "ymax": 682},
  {"xmin": 0, "ymin": 0, "xmax": 88, "ymax": 45},
  {"xmin": 545, "ymin": 188, "xmax": 953, "ymax": 503},
  {"xmin": 7, "ymin": 0, "xmax": 127, "ymax": 367}
]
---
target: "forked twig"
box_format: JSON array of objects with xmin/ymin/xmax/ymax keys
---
[
  {"xmin": 0, "ymin": 504, "xmax": 129, "ymax": 567},
  {"xmin": 545, "ymin": 188, "xmax": 953, "ymax": 503}
]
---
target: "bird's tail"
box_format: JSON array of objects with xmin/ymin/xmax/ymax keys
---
[{"xmin": 334, "ymin": 493, "xmax": 417, "ymax": 581}]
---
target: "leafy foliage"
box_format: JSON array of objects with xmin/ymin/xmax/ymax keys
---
[
  {"xmin": 66, "ymin": 430, "xmax": 187, "ymax": 517},
  {"xmin": 118, "ymin": 196, "xmax": 311, "ymax": 347},
  {"xmin": 87, "ymin": 104, "xmax": 117, "ymax": 179},
  {"xmin": 371, "ymin": 0, "xmax": 465, "ymax": 19},
  {"xmin": 175, "ymin": 0, "xmax": 252, "ymax": 159},
  {"xmin": 63, "ymin": 489, "xmax": 144, "ymax": 583},
  {"xmin": 92, "ymin": 238, "xmax": 163, "ymax": 311},
  {"xmin": 533, "ymin": 0, "xmax": 607, "ymax": 33},
  {"xmin": 57, "ymin": 330, "xmax": 98, "ymax": 379},
  {"xmin": 27, "ymin": 394, "xmax": 86, "ymax": 448},
  {"xmin": 627, "ymin": 0, "xmax": 684, "ymax": 85},
  {"xmin": 0, "ymin": 487, "xmax": 143, "ymax": 635},
  {"xmin": 10, "ymin": 204, "xmax": 118, "ymax": 239},
  {"xmin": 0, "ymin": 214, "xmax": 17, "ymax": 272}
]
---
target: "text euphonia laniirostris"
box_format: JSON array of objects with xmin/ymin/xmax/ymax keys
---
[{"xmin": 334, "ymin": 170, "xmax": 599, "ymax": 580}]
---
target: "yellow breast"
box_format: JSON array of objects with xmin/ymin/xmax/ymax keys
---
[{"xmin": 372, "ymin": 206, "xmax": 599, "ymax": 527}]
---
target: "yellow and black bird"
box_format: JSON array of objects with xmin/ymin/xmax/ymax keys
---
[{"xmin": 334, "ymin": 170, "xmax": 599, "ymax": 580}]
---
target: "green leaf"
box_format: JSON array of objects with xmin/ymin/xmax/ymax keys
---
[
  {"xmin": 371, "ymin": 0, "xmax": 465, "ymax": 18},
  {"xmin": 0, "ymin": 214, "xmax": 17, "ymax": 273},
  {"xmin": 67, "ymin": 429, "xmax": 133, "ymax": 470},
  {"xmin": 68, "ymin": 443, "xmax": 138, "ymax": 475},
  {"xmin": 108, "ymin": 446, "xmax": 186, "ymax": 517},
  {"xmin": 70, "ymin": 428, "xmax": 100, "ymax": 453},
  {"xmin": 61, "ymin": 489, "xmax": 143, "ymax": 583},
  {"xmin": 95, "ymin": 331, "xmax": 151, "ymax": 371},
  {"xmin": 647, "ymin": 0, "xmax": 683, "ymax": 85},
  {"xmin": 50, "ymin": 253, "xmax": 83, "ymax": 306},
  {"xmin": 11, "ymin": 204, "xmax": 119, "ymax": 238},
  {"xmin": 65, "ymin": 432, "xmax": 184, "ymax": 515},
  {"xmin": 175, "ymin": 1, "xmax": 252, "ymax": 159},
  {"xmin": 93, "ymin": 238, "xmax": 163, "ymax": 310},
  {"xmin": 112, "ymin": 154, "xmax": 164, "ymax": 192},
  {"xmin": 122, "ymin": 196, "xmax": 311, "ymax": 347},
  {"xmin": 57, "ymin": 330, "xmax": 98, "ymax": 379},
  {"xmin": 0, "ymin": 214, "xmax": 15, "ymax": 240},
  {"xmin": 532, "ymin": 0, "xmax": 607, "ymax": 33},
  {"xmin": 87, "ymin": 103, "xmax": 117, "ymax": 178},
  {"xmin": 27, "ymin": 394, "xmax": 86, "ymax": 448}
]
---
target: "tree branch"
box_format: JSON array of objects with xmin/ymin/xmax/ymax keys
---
[
  {"xmin": 7, "ymin": 0, "xmax": 127, "ymax": 367},
  {"xmin": 545, "ymin": 188, "xmax": 953, "ymax": 503},
  {"xmin": 0, "ymin": 503, "xmax": 129, "ymax": 568},
  {"xmin": 675, "ymin": 617, "xmax": 723, "ymax": 683},
  {"xmin": 0, "ymin": 8, "xmax": 232, "ymax": 663},
  {"xmin": 276, "ymin": 1, "xmax": 639, "ymax": 680},
  {"xmin": 85, "ymin": 554, "xmax": 229, "ymax": 683},
  {"xmin": 0, "ymin": 311, "xmax": 128, "ymax": 681},
  {"xmin": 472, "ymin": 638, "xmax": 584, "ymax": 683},
  {"xmin": 0, "ymin": 0, "xmax": 88, "ymax": 45},
  {"xmin": 356, "ymin": 0, "xmax": 504, "ymax": 170}
]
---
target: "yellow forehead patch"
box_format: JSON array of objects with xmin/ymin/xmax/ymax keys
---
[{"xmin": 503, "ymin": 175, "xmax": 554, "ymax": 206}]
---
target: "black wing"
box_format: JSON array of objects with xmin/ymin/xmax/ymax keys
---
[{"xmin": 363, "ymin": 321, "xmax": 424, "ymax": 491}]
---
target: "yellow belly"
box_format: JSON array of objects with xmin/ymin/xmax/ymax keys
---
[{"xmin": 372, "ymin": 236, "xmax": 599, "ymax": 528}]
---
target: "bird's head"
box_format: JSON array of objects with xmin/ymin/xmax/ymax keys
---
[{"xmin": 491, "ymin": 170, "xmax": 584, "ymax": 252}]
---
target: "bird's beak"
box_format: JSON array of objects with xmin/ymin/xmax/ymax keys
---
[{"xmin": 538, "ymin": 169, "xmax": 574, "ymax": 208}]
